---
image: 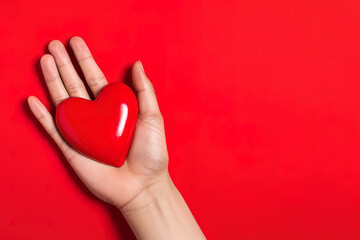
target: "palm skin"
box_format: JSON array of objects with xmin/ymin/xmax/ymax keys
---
[{"xmin": 28, "ymin": 36, "xmax": 169, "ymax": 211}]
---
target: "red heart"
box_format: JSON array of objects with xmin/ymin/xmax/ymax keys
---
[{"xmin": 55, "ymin": 82, "xmax": 138, "ymax": 167}]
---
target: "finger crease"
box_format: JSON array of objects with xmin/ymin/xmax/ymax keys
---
[
  {"xmin": 57, "ymin": 60, "xmax": 71, "ymax": 69},
  {"xmin": 78, "ymin": 55, "xmax": 93, "ymax": 63},
  {"xmin": 87, "ymin": 75, "xmax": 105, "ymax": 87}
]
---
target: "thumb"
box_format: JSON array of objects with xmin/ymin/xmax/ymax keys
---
[{"xmin": 131, "ymin": 60, "xmax": 162, "ymax": 118}]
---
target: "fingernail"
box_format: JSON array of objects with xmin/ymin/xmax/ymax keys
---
[{"xmin": 139, "ymin": 60, "xmax": 145, "ymax": 73}]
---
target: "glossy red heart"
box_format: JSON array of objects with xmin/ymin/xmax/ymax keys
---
[{"xmin": 55, "ymin": 82, "xmax": 138, "ymax": 167}]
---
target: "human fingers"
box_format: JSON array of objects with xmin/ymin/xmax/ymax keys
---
[
  {"xmin": 132, "ymin": 60, "xmax": 162, "ymax": 118},
  {"xmin": 40, "ymin": 54, "xmax": 70, "ymax": 107},
  {"xmin": 48, "ymin": 40, "xmax": 91, "ymax": 99},
  {"xmin": 69, "ymin": 36, "xmax": 108, "ymax": 97},
  {"xmin": 27, "ymin": 96, "xmax": 77, "ymax": 161}
]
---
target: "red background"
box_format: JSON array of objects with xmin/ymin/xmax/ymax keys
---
[{"xmin": 1, "ymin": 0, "xmax": 360, "ymax": 239}]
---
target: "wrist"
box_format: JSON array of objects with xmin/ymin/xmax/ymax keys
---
[
  {"xmin": 118, "ymin": 171, "xmax": 176, "ymax": 214},
  {"xmin": 118, "ymin": 172, "xmax": 206, "ymax": 240}
]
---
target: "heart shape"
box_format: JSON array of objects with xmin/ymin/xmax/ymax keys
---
[{"xmin": 55, "ymin": 82, "xmax": 138, "ymax": 167}]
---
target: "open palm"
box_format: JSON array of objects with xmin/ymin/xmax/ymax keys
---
[{"xmin": 28, "ymin": 37, "xmax": 169, "ymax": 211}]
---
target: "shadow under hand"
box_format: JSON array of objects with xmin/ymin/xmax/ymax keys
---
[
  {"xmin": 106, "ymin": 203, "xmax": 137, "ymax": 240},
  {"xmin": 124, "ymin": 63, "xmax": 134, "ymax": 90}
]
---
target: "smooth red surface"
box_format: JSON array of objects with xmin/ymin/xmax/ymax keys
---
[
  {"xmin": 56, "ymin": 82, "xmax": 138, "ymax": 167},
  {"xmin": 2, "ymin": 0, "xmax": 360, "ymax": 239}
]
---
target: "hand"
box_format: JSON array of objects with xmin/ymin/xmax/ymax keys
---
[
  {"xmin": 28, "ymin": 36, "xmax": 169, "ymax": 211},
  {"xmin": 29, "ymin": 36, "xmax": 206, "ymax": 240}
]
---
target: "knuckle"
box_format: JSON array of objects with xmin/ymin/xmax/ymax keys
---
[
  {"xmin": 48, "ymin": 127, "xmax": 58, "ymax": 137},
  {"xmin": 36, "ymin": 113, "xmax": 47, "ymax": 122},
  {"xmin": 52, "ymin": 95, "xmax": 65, "ymax": 105},
  {"xmin": 87, "ymin": 74, "xmax": 106, "ymax": 88},
  {"xmin": 67, "ymin": 83, "xmax": 83, "ymax": 95},
  {"xmin": 78, "ymin": 55, "xmax": 93, "ymax": 64},
  {"xmin": 46, "ymin": 75, "xmax": 61, "ymax": 83},
  {"xmin": 57, "ymin": 60, "xmax": 71, "ymax": 69}
]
